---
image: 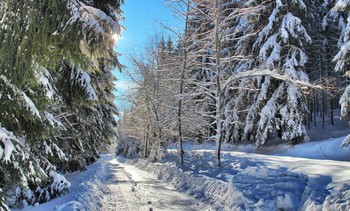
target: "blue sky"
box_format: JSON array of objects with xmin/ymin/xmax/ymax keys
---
[{"xmin": 113, "ymin": 0, "xmax": 181, "ymax": 111}]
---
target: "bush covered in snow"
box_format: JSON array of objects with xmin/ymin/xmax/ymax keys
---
[{"xmin": 116, "ymin": 135, "xmax": 141, "ymax": 158}]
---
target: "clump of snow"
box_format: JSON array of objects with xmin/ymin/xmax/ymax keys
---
[
  {"xmin": 22, "ymin": 92, "xmax": 41, "ymax": 119},
  {"xmin": 2, "ymin": 139, "xmax": 15, "ymax": 162},
  {"xmin": 49, "ymin": 171, "xmax": 71, "ymax": 196},
  {"xmin": 0, "ymin": 126, "xmax": 20, "ymax": 162},
  {"xmin": 0, "ymin": 75, "xmax": 41, "ymax": 119},
  {"xmin": 276, "ymin": 192, "xmax": 298, "ymax": 210},
  {"xmin": 35, "ymin": 66, "xmax": 55, "ymax": 99},
  {"xmin": 68, "ymin": 0, "xmax": 121, "ymax": 36},
  {"xmin": 281, "ymin": 12, "xmax": 311, "ymax": 44},
  {"xmin": 333, "ymin": 0, "xmax": 350, "ymax": 11},
  {"xmin": 43, "ymin": 112, "xmax": 64, "ymax": 129},
  {"xmin": 70, "ymin": 66, "xmax": 98, "ymax": 100},
  {"xmin": 339, "ymin": 85, "xmax": 350, "ymax": 118},
  {"xmin": 81, "ymin": 6, "xmax": 121, "ymax": 34}
]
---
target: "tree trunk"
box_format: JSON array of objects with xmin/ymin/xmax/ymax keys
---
[
  {"xmin": 322, "ymin": 93, "xmax": 325, "ymax": 130},
  {"xmin": 313, "ymin": 94, "xmax": 317, "ymax": 127},
  {"xmin": 176, "ymin": 0, "xmax": 190, "ymax": 165},
  {"xmin": 144, "ymin": 124, "xmax": 149, "ymax": 158},
  {"xmin": 330, "ymin": 98, "xmax": 334, "ymax": 125},
  {"xmin": 214, "ymin": 0, "xmax": 222, "ymax": 167}
]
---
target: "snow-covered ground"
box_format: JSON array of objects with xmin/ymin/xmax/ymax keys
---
[
  {"xmin": 19, "ymin": 154, "xmax": 209, "ymax": 211},
  {"xmin": 17, "ymin": 135, "xmax": 350, "ymax": 210},
  {"xmin": 129, "ymin": 136, "xmax": 350, "ymax": 210}
]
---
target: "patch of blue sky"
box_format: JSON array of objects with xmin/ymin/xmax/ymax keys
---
[{"xmin": 113, "ymin": 0, "xmax": 183, "ymax": 112}]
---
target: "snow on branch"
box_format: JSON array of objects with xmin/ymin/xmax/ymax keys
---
[
  {"xmin": 223, "ymin": 69, "xmax": 324, "ymax": 91},
  {"xmin": 340, "ymin": 85, "xmax": 350, "ymax": 119},
  {"xmin": 22, "ymin": 92, "xmax": 41, "ymax": 119},
  {"xmin": 341, "ymin": 134, "xmax": 350, "ymax": 147},
  {"xmin": 0, "ymin": 127, "xmax": 18, "ymax": 162},
  {"xmin": 70, "ymin": 65, "xmax": 98, "ymax": 101},
  {"xmin": 35, "ymin": 66, "xmax": 55, "ymax": 100},
  {"xmin": 281, "ymin": 12, "xmax": 311, "ymax": 43},
  {"xmin": 333, "ymin": 0, "xmax": 350, "ymax": 11},
  {"xmin": 0, "ymin": 75, "xmax": 41, "ymax": 119},
  {"xmin": 44, "ymin": 112, "xmax": 66, "ymax": 129},
  {"xmin": 68, "ymin": 0, "xmax": 122, "ymax": 35},
  {"xmin": 333, "ymin": 41, "xmax": 350, "ymax": 72}
]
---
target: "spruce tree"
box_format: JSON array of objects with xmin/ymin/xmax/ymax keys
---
[
  {"xmin": 0, "ymin": 0, "xmax": 123, "ymax": 208},
  {"xmin": 236, "ymin": 0, "xmax": 312, "ymax": 147},
  {"xmin": 333, "ymin": 0, "xmax": 350, "ymax": 147}
]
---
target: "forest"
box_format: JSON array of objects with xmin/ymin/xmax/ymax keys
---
[
  {"xmin": 1, "ymin": 0, "xmax": 350, "ymax": 210},
  {"xmin": 117, "ymin": 0, "xmax": 350, "ymax": 166}
]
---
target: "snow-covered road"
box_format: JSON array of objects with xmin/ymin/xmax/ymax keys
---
[
  {"xmin": 102, "ymin": 157, "xmax": 209, "ymax": 211},
  {"xmin": 21, "ymin": 154, "xmax": 210, "ymax": 211}
]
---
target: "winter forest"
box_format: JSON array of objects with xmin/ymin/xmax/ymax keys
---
[
  {"xmin": 118, "ymin": 0, "xmax": 350, "ymax": 164},
  {"xmin": 2, "ymin": 0, "xmax": 350, "ymax": 210}
]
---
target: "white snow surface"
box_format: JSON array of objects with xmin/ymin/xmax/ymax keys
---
[
  {"xmin": 18, "ymin": 136, "xmax": 350, "ymax": 210},
  {"xmin": 0, "ymin": 126, "xmax": 18, "ymax": 162},
  {"xmin": 133, "ymin": 138, "xmax": 350, "ymax": 210},
  {"xmin": 20, "ymin": 154, "xmax": 209, "ymax": 211}
]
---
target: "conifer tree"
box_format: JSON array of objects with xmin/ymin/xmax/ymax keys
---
[
  {"xmin": 333, "ymin": 0, "xmax": 350, "ymax": 147},
  {"xmin": 0, "ymin": 0, "xmax": 123, "ymax": 208},
  {"xmin": 230, "ymin": 0, "xmax": 312, "ymax": 147}
]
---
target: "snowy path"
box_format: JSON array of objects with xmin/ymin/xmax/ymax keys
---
[
  {"xmin": 102, "ymin": 157, "xmax": 209, "ymax": 211},
  {"xmin": 20, "ymin": 154, "xmax": 209, "ymax": 211}
]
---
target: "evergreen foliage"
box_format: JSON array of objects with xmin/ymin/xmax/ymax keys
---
[
  {"xmin": 0, "ymin": 0, "xmax": 123, "ymax": 208},
  {"xmin": 333, "ymin": 0, "xmax": 350, "ymax": 147}
]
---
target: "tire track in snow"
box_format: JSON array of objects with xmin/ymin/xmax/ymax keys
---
[
  {"xmin": 102, "ymin": 157, "xmax": 210, "ymax": 211},
  {"xmin": 102, "ymin": 159, "xmax": 140, "ymax": 211}
]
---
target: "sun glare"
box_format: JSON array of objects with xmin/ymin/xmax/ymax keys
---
[{"xmin": 113, "ymin": 34, "xmax": 122, "ymax": 43}]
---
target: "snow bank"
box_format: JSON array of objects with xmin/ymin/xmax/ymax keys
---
[
  {"xmin": 54, "ymin": 155, "xmax": 112, "ymax": 211},
  {"xmin": 122, "ymin": 149, "xmax": 350, "ymax": 211},
  {"xmin": 279, "ymin": 136, "xmax": 350, "ymax": 160},
  {"xmin": 173, "ymin": 135, "xmax": 350, "ymax": 161},
  {"xmin": 20, "ymin": 155, "xmax": 113, "ymax": 211},
  {"xmin": 122, "ymin": 152, "xmax": 308, "ymax": 210}
]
